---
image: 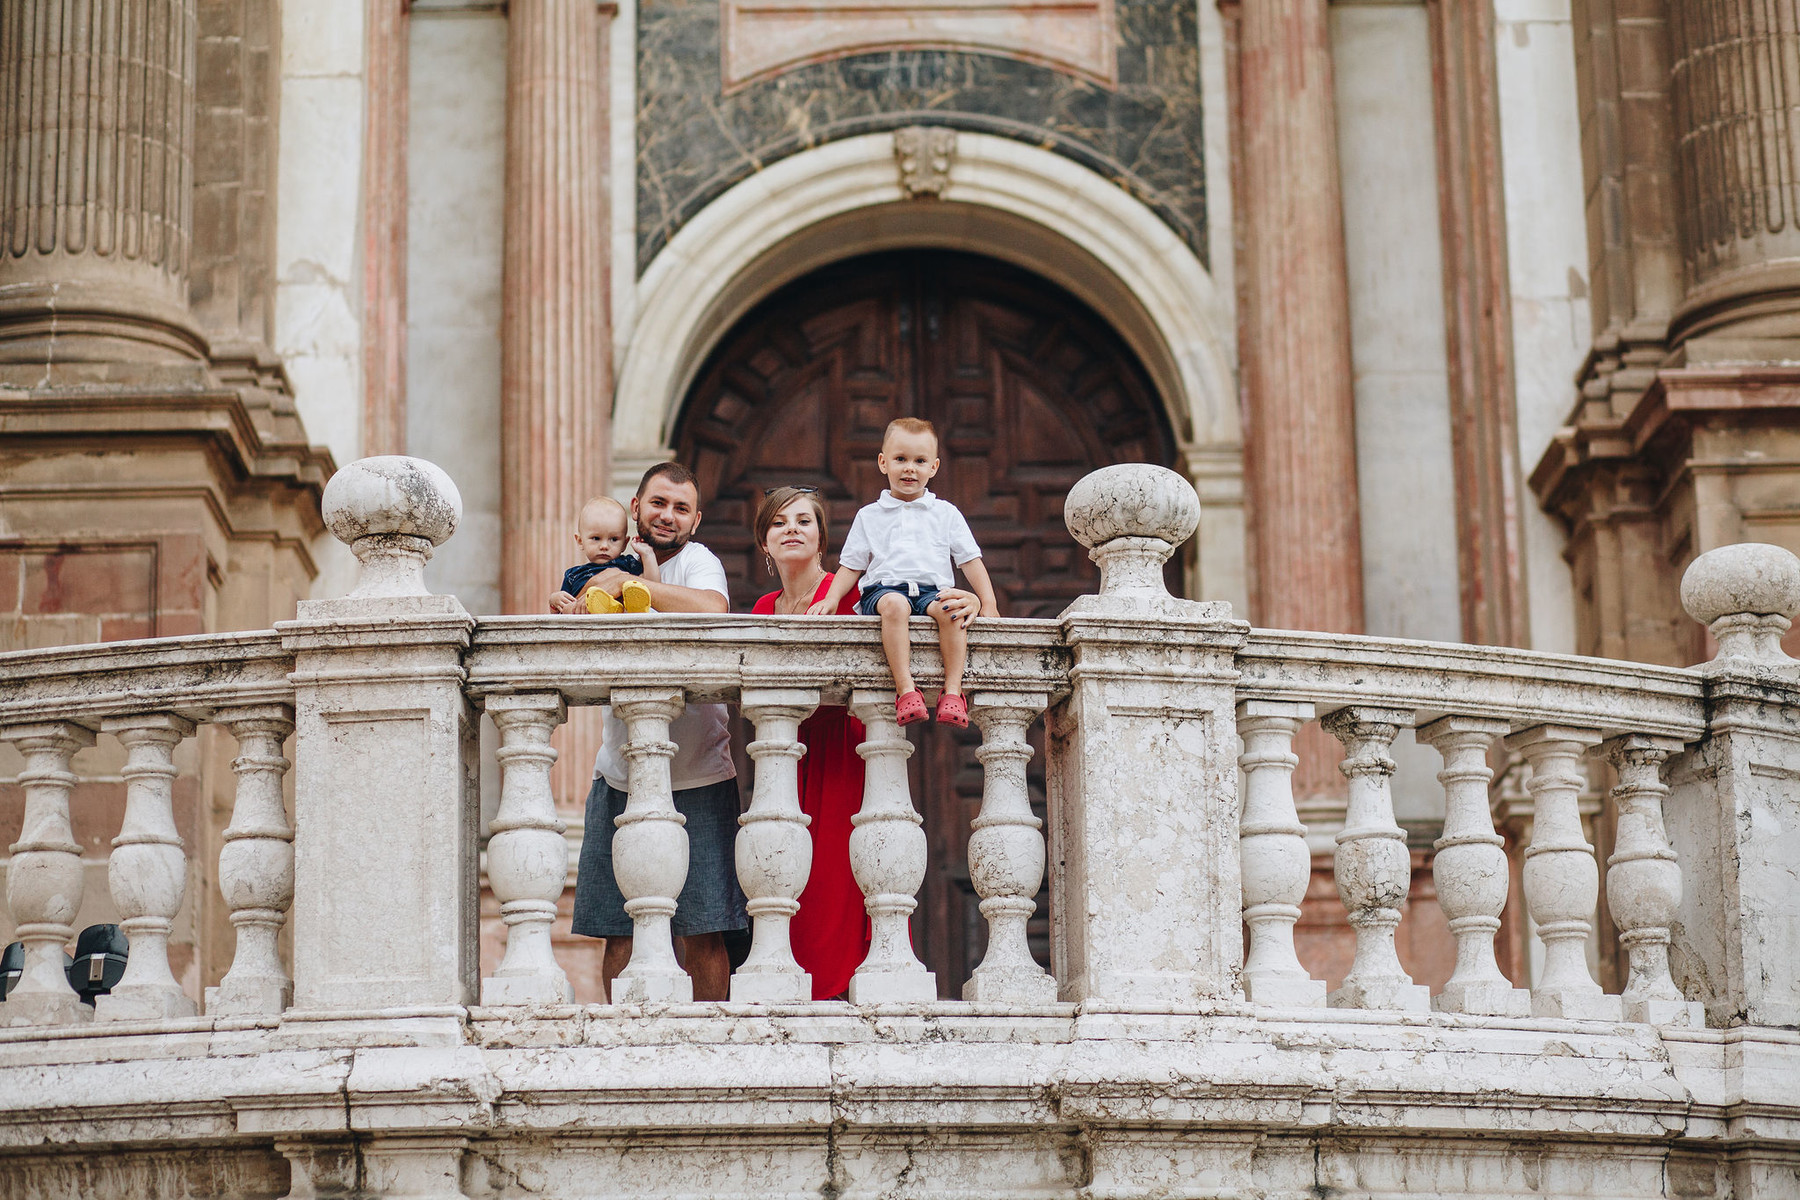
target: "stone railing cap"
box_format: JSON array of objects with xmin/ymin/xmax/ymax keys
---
[
  {"xmin": 321, "ymin": 455, "xmax": 462, "ymax": 548},
  {"xmin": 1063, "ymin": 462, "xmax": 1199, "ymax": 550},
  {"xmin": 1679, "ymin": 542, "xmax": 1800, "ymax": 625}
]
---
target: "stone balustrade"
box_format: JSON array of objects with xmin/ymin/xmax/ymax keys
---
[{"xmin": 0, "ymin": 457, "xmax": 1797, "ymax": 1198}]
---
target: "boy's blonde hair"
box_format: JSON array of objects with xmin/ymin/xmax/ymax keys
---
[
  {"xmin": 883, "ymin": 416, "xmax": 938, "ymax": 449},
  {"xmin": 577, "ymin": 495, "xmax": 629, "ymax": 531}
]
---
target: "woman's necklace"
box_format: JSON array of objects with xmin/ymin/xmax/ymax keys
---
[{"xmin": 776, "ymin": 567, "xmax": 828, "ymax": 614}]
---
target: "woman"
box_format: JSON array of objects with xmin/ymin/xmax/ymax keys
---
[{"xmin": 751, "ymin": 488, "xmax": 983, "ymax": 998}]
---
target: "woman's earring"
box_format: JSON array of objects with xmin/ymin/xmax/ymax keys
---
[{"xmin": 763, "ymin": 554, "xmax": 774, "ymax": 574}]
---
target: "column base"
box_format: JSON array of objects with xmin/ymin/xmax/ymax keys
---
[
  {"xmin": 1623, "ymin": 996, "xmax": 1704, "ymax": 1027},
  {"xmin": 849, "ymin": 968, "xmax": 937, "ymax": 1004},
  {"xmin": 1433, "ymin": 980, "xmax": 1530, "ymax": 1018},
  {"xmin": 480, "ymin": 972, "xmax": 574, "ymax": 1006},
  {"xmin": 963, "ymin": 966, "xmax": 1058, "ymax": 1005},
  {"xmin": 0, "ymin": 991, "xmax": 94, "ymax": 1027},
  {"xmin": 1531, "ymin": 988, "xmax": 1624, "ymax": 1021},
  {"xmin": 97, "ymin": 984, "xmax": 198, "ymax": 1022},
  {"xmin": 1244, "ymin": 973, "xmax": 1328, "ymax": 1007},
  {"xmin": 729, "ymin": 969, "xmax": 812, "ymax": 1003},
  {"xmin": 206, "ymin": 976, "xmax": 293, "ymax": 1018},
  {"xmin": 612, "ymin": 968, "xmax": 694, "ymax": 1004},
  {"xmin": 1330, "ymin": 977, "xmax": 1431, "ymax": 1013}
]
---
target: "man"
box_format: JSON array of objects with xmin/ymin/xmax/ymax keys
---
[{"xmin": 570, "ymin": 462, "xmax": 743, "ymax": 1001}]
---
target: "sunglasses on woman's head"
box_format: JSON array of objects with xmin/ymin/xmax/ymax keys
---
[{"xmin": 763, "ymin": 486, "xmax": 820, "ymax": 494}]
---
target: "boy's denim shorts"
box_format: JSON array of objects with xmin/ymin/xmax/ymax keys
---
[
  {"xmin": 570, "ymin": 777, "xmax": 749, "ymax": 939},
  {"xmin": 857, "ymin": 582, "xmax": 940, "ymax": 617}
]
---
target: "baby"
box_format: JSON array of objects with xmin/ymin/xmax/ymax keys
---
[
  {"xmin": 810, "ymin": 417, "xmax": 998, "ymax": 727},
  {"xmin": 550, "ymin": 496, "xmax": 660, "ymax": 615}
]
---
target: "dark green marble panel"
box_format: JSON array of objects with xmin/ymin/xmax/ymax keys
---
[{"xmin": 636, "ymin": 0, "xmax": 1205, "ymax": 273}]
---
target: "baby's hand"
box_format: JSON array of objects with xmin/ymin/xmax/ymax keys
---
[
  {"xmin": 550, "ymin": 590, "xmax": 577, "ymax": 614},
  {"xmin": 805, "ymin": 599, "xmax": 834, "ymax": 616}
]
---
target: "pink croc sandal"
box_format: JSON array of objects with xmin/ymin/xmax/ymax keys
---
[
  {"xmin": 895, "ymin": 689, "xmax": 928, "ymax": 726},
  {"xmin": 935, "ymin": 693, "xmax": 969, "ymax": 728}
]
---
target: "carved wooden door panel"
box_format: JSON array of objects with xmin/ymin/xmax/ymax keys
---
[{"xmin": 677, "ymin": 250, "xmax": 1175, "ymax": 994}]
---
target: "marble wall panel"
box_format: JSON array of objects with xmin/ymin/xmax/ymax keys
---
[{"xmin": 635, "ymin": 0, "xmax": 1203, "ymax": 271}]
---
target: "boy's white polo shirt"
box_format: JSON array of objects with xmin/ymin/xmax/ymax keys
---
[
  {"xmin": 839, "ymin": 489, "xmax": 982, "ymax": 589},
  {"xmin": 593, "ymin": 540, "xmax": 735, "ymax": 793}
]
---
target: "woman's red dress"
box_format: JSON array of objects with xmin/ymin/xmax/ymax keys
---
[{"xmin": 753, "ymin": 574, "xmax": 871, "ymax": 999}]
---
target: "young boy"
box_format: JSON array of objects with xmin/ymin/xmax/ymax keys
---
[
  {"xmin": 550, "ymin": 496, "xmax": 661, "ymax": 614},
  {"xmin": 810, "ymin": 417, "xmax": 999, "ymax": 727}
]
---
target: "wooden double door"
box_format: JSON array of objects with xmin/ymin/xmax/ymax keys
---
[{"xmin": 676, "ymin": 250, "xmax": 1176, "ymax": 993}]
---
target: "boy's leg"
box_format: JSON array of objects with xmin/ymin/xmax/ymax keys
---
[
  {"xmin": 601, "ymin": 937, "xmax": 631, "ymax": 1002},
  {"xmin": 876, "ymin": 591, "xmax": 916, "ymax": 693},
  {"xmin": 678, "ymin": 933, "xmax": 730, "ymax": 1001},
  {"xmin": 929, "ymin": 598, "xmax": 969, "ymax": 696}
]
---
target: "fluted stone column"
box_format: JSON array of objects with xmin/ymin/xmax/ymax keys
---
[
  {"xmin": 0, "ymin": 0, "xmax": 205, "ymax": 363},
  {"xmin": 1234, "ymin": 0, "xmax": 1363, "ymax": 637},
  {"xmin": 503, "ymin": 0, "xmax": 612, "ymax": 807}
]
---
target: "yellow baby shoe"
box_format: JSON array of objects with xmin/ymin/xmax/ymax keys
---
[
  {"xmin": 622, "ymin": 579, "xmax": 654, "ymax": 613},
  {"xmin": 585, "ymin": 587, "xmax": 623, "ymax": 614}
]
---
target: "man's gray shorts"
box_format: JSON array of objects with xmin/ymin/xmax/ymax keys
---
[{"xmin": 570, "ymin": 777, "xmax": 749, "ymax": 939}]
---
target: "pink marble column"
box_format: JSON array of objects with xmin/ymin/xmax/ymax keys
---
[
  {"xmin": 361, "ymin": 0, "xmax": 408, "ymax": 457},
  {"xmin": 1233, "ymin": 0, "xmax": 1364, "ymax": 637},
  {"xmin": 503, "ymin": 0, "xmax": 612, "ymax": 807}
]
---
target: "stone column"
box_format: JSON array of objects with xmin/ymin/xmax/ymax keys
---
[
  {"xmin": 0, "ymin": 0, "xmax": 205, "ymax": 364},
  {"xmin": 502, "ymin": 0, "xmax": 612, "ymax": 808},
  {"xmin": 1232, "ymin": 0, "xmax": 1363, "ymax": 637}
]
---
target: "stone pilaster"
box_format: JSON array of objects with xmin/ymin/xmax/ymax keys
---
[
  {"xmin": 503, "ymin": 0, "xmax": 612, "ymax": 808},
  {"xmin": 361, "ymin": 0, "xmax": 409, "ymax": 457},
  {"xmin": 0, "ymin": 0, "xmax": 205, "ymax": 365}
]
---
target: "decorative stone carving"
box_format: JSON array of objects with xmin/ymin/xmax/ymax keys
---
[
  {"xmin": 320, "ymin": 455, "xmax": 463, "ymax": 600},
  {"xmin": 1322, "ymin": 706, "xmax": 1429, "ymax": 1012},
  {"xmin": 0, "ymin": 721, "xmax": 95, "ymax": 1026},
  {"xmin": 964, "ymin": 692, "xmax": 1055, "ymax": 1004},
  {"xmin": 1505, "ymin": 723, "xmax": 1621, "ymax": 1021},
  {"xmin": 894, "ymin": 126, "xmax": 956, "ymax": 200},
  {"xmin": 1680, "ymin": 541, "xmax": 1800, "ymax": 667},
  {"xmin": 1061, "ymin": 462, "xmax": 1214, "ymax": 617},
  {"xmin": 731, "ymin": 689, "xmax": 819, "ymax": 1004},
  {"xmin": 210, "ymin": 704, "xmax": 296, "ymax": 1017},
  {"xmin": 1417, "ymin": 715, "xmax": 1528, "ymax": 1017},
  {"xmin": 1237, "ymin": 699, "xmax": 1325, "ymax": 1007},
  {"xmin": 482, "ymin": 692, "xmax": 573, "ymax": 1006},
  {"xmin": 1604, "ymin": 734, "xmax": 1702, "ymax": 1026},
  {"xmin": 609, "ymin": 687, "xmax": 693, "ymax": 1004},
  {"xmin": 97, "ymin": 713, "xmax": 197, "ymax": 1021},
  {"xmin": 847, "ymin": 689, "xmax": 936, "ymax": 1003}
]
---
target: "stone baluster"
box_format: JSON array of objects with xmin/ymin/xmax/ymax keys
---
[
  {"xmin": 482, "ymin": 693, "xmax": 573, "ymax": 1006},
  {"xmin": 1417, "ymin": 716, "xmax": 1528, "ymax": 1017},
  {"xmin": 964, "ymin": 692, "xmax": 1055, "ymax": 1004},
  {"xmin": 1237, "ymin": 699, "xmax": 1326, "ymax": 1006},
  {"xmin": 609, "ymin": 687, "xmax": 692, "ymax": 1004},
  {"xmin": 847, "ymin": 689, "xmax": 936, "ymax": 1003},
  {"xmin": 1504, "ymin": 724, "xmax": 1620, "ymax": 1020},
  {"xmin": 97, "ymin": 713, "xmax": 197, "ymax": 1021},
  {"xmin": 1604, "ymin": 735, "xmax": 1703, "ymax": 1026},
  {"xmin": 730, "ymin": 689, "xmax": 820, "ymax": 1003},
  {"xmin": 1, "ymin": 721, "xmax": 96, "ymax": 1026},
  {"xmin": 209, "ymin": 705, "xmax": 295, "ymax": 1016},
  {"xmin": 1322, "ymin": 707, "xmax": 1429, "ymax": 1011}
]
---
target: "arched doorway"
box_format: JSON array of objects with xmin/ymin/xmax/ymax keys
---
[{"xmin": 675, "ymin": 249, "xmax": 1178, "ymax": 992}]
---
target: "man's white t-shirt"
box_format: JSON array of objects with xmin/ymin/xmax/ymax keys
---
[{"xmin": 593, "ymin": 540, "xmax": 735, "ymax": 792}]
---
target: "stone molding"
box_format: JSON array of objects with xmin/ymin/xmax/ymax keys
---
[{"xmin": 612, "ymin": 129, "xmax": 1236, "ymax": 486}]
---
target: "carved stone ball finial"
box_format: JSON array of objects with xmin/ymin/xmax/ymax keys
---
[
  {"xmin": 1679, "ymin": 541, "xmax": 1800, "ymax": 666},
  {"xmin": 321, "ymin": 456, "xmax": 463, "ymax": 599},
  {"xmin": 1064, "ymin": 463, "xmax": 1200, "ymax": 602}
]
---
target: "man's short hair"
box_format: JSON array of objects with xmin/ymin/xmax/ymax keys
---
[
  {"xmin": 883, "ymin": 417, "xmax": 937, "ymax": 447},
  {"xmin": 637, "ymin": 461, "xmax": 699, "ymax": 498}
]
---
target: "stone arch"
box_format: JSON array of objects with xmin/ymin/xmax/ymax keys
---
[{"xmin": 611, "ymin": 130, "xmax": 1238, "ymax": 486}]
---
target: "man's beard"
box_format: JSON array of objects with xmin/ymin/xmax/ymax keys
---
[{"xmin": 640, "ymin": 525, "xmax": 691, "ymax": 558}]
